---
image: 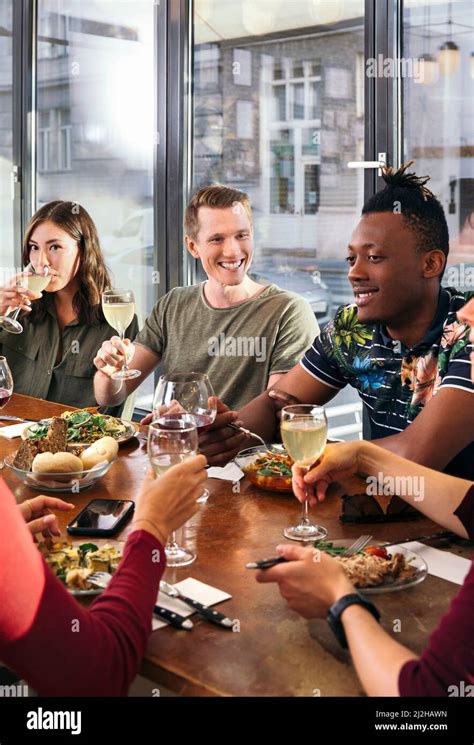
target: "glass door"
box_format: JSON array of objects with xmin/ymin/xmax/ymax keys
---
[{"xmin": 402, "ymin": 0, "xmax": 474, "ymax": 291}]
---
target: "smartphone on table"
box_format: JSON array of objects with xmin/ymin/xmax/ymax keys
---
[{"xmin": 67, "ymin": 498, "xmax": 134, "ymax": 537}]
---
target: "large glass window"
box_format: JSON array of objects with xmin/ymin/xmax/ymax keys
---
[
  {"xmin": 36, "ymin": 0, "xmax": 156, "ymax": 408},
  {"xmin": 403, "ymin": 0, "xmax": 474, "ymax": 291},
  {"xmin": 0, "ymin": 0, "xmax": 14, "ymax": 275},
  {"xmin": 193, "ymin": 0, "xmax": 365, "ymax": 430}
]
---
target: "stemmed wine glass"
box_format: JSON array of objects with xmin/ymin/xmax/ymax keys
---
[
  {"xmin": 280, "ymin": 404, "xmax": 328, "ymax": 541},
  {"xmin": 153, "ymin": 372, "xmax": 216, "ymax": 501},
  {"xmin": 101, "ymin": 289, "xmax": 141, "ymax": 380},
  {"xmin": 148, "ymin": 418, "xmax": 198, "ymax": 567},
  {"xmin": 0, "ymin": 357, "xmax": 13, "ymax": 409},
  {"xmin": 0, "ymin": 264, "xmax": 51, "ymax": 334}
]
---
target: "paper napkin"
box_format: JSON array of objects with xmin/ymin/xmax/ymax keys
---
[
  {"xmin": 207, "ymin": 462, "xmax": 244, "ymax": 482},
  {"xmin": 0, "ymin": 422, "xmax": 33, "ymax": 439},
  {"xmin": 403, "ymin": 541, "xmax": 472, "ymax": 585},
  {"xmin": 152, "ymin": 577, "xmax": 232, "ymax": 630}
]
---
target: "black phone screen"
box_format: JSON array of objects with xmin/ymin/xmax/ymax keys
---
[{"xmin": 69, "ymin": 499, "xmax": 134, "ymax": 531}]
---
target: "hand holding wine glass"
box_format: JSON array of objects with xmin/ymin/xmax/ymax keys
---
[
  {"xmin": 0, "ymin": 264, "xmax": 51, "ymax": 334},
  {"xmin": 147, "ymin": 418, "xmax": 199, "ymax": 567},
  {"xmin": 153, "ymin": 372, "xmax": 217, "ymax": 501},
  {"xmin": 280, "ymin": 404, "xmax": 328, "ymax": 541},
  {"xmin": 101, "ymin": 290, "xmax": 141, "ymax": 380}
]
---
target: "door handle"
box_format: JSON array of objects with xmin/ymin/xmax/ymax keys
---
[{"xmin": 347, "ymin": 152, "xmax": 387, "ymax": 175}]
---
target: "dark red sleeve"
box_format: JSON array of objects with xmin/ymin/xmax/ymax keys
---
[
  {"xmin": 0, "ymin": 479, "xmax": 165, "ymax": 696},
  {"xmin": 454, "ymin": 484, "xmax": 474, "ymax": 541},
  {"xmin": 398, "ymin": 484, "xmax": 474, "ymax": 696}
]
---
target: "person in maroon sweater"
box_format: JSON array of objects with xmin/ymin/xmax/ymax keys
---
[
  {"xmin": 256, "ymin": 298, "xmax": 474, "ymax": 696},
  {"xmin": 0, "ymin": 454, "xmax": 207, "ymax": 696}
]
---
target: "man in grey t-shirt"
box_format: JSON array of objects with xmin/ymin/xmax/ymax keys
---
[{"xmin": 93, "ymin": 184, "xmax": 318, "ymax": 415}]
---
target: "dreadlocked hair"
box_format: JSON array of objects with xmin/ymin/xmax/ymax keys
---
[
  {"xmin": 22, "ymin": 201, "xmax": 112, "ymax": 326},
  {"xmin": 361, "ymin": 160, "xmax": 449, "ymax": 259}
]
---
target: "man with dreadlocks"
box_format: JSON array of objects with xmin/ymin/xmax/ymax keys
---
[{"xmin": 202, "ymin": 162, "xmax": 474, "ymax": 483}]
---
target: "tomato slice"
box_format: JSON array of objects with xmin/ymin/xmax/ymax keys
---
[{"xmin": 363, "ymin": 545, "xmax": 389, "ymax": 559}]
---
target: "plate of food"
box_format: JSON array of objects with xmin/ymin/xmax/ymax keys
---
[
  {"xmin": 235, "ymin": 446, "xmax": 293, "ymax": 493},
  {"xmin": 22, "ymin": 408, "xmax": 138, "ymax": 447},
  {"xmin": 38, "ymin": 539, "xmax": 123, "ymax": 595},
  {"xmin": 7, "ymin": 417, "xmax": 119, "ymax": 491},
  {"xmin": 313, "ymin": 539, "xmax": 428, "ymax": 594}
]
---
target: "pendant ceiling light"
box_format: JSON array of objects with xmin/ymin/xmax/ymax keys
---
[
  {"xmin": 438, "ymin": 1, "xmax": 460, "ymax": 75},
  {"xmin": 242, "ymin": 0, "xmax": 276, "ymax": 36},
  {"xmin": 419, "ymin": 2, "xmax": 438, "ymax": 85}
]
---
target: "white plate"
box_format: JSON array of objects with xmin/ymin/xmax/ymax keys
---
[
  {"xmin": 319, "ymin": 539, "xmax": 428, "ymax": 594},
  {"xmin": 22, "ymin": 417, "xmax": 139, "ymax": 446}
]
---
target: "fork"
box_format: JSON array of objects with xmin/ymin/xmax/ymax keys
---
[
  {"xmin": 341, "ymin": 534, "xmax": 373, "ymax": 557},
  {"xmin": 227, "ymin": 422, "xmax": 285, "ymax": 454}
]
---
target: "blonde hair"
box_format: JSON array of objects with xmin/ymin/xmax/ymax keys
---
[{"xmin": 185, "ymin": 184, "xmax": 252, "ymax": 240}]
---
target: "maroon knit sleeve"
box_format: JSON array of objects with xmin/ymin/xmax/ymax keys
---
[
  {"xmin": 454, "ymin": 484, "xmax": 474, "ymax": 541},
  {"xmin": 2, "ymin": 529, "xmax": 165, "ymax": 696},
  {"xmin": 398, "ymin": 562, "xmax": 474, "ymax": 696}
]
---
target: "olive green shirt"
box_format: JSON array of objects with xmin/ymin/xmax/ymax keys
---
[
  {"xmin": 0, "ymin": 294, "xmax": 139, "ymax": 415},
  {"xmin": 134, "ymin": 282, "xmax": 318, "ymax": 410}
]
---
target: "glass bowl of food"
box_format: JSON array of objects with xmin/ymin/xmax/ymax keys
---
[
  {"xmin": 235, "ymin": 445, "xmax": 294, "ymax": 493},
  {"xmin": 4, "ymin": 453, "xmax": 116, "ymax": 493}
]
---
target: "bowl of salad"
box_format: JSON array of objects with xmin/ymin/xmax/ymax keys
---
[{"xmin": 235, "ymin": 446, "xmax": 294, "ymax": 493}]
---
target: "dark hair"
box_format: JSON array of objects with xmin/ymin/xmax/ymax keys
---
[
  {"xmin": 22, "ymin": 201, "xmax": 112, "ymax": 325},
  {"xmin": 185, "ymin": 183, "xmax": 252, "ymax": 240},
  {"xmin": 361, "ymin": 161, "xmax": 449, "ymax": 264}
]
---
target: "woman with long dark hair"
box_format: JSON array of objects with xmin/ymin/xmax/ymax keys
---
[{"xmin": 0, "ymin": 201, "xmax": 138, "ymax": 412}]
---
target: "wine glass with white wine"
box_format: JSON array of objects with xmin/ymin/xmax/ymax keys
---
[
  {"xmin": 102, "ymin": 289, "xmax": 141, "ymax": 380},
  {"xmin": 148, "ymin": 418, "xmax": 199, "ymax": 567},
  {"xmin": 0, "ymin": 264, "xmax": 51, "ymax": 334},
  {"xmin": 280, "ymin": 404, "xmax": 328, "ymax": 541}
]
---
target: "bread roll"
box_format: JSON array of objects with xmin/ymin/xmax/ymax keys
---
[
  {"xmin": 32, "ymin": 451, "xmax": 84, "ymax": 474},
  {"xmin": 80, "ymin": 436, "xmax": 118, "ymax": 470}
]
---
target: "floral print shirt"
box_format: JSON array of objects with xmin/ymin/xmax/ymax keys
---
[{"xmin": 301, "ymin": 287, "xmax": 474, "ymax": 478}]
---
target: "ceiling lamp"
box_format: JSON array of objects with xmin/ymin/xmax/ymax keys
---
[
  {"xmin": 419, "ymin": 3, "xmax": 438, "ymax": 85},
  {"xmin": 419, "ymin": 53, "xmax": 438, "ymax": 85},
  {"xmin": 438, "ymin": 2, "xmax": 460, "ymax": 75},
  {"xmin": 242, "ymin": 1, "xmax": 276, "ymax": 36}
]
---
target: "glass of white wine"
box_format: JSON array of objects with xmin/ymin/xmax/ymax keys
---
[
  {"xmin": 102, "ymin": 289, "xmax": 141, "ymax": 380},
  {"xmin": 148, "ymin": 418, "xmax": 199, "ymax": 567},
  {"xmin": 0, "ymin": 263, "xmax": 51, "ymax": 334},
  {"xmin": 280, "ymin": 404, "xmax": 328, "ymax": 541}
]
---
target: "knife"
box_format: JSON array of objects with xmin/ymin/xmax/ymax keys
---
[
  {"xmin": 160, "ymin": 581, "xmax": 234, "ymax": 629},
  {"xmin": 0, "ymin": 415, "xmax": 44, "ymax": 423},
  {"xmin": 153, "ymin": 604, "xmax": 193, "ymax": 630},
  {"xmin": 378, "ymin": 530, "xmax": 456, "ymax": 549}
]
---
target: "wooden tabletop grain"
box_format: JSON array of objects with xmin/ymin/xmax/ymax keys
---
[{"xmin": 2, "ymin": 394, "xmax": 472, "ymax": 697}]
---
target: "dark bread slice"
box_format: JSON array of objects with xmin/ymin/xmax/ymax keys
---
[
  {"xmin": 12, "ymin": 440, "xmax": 39, "ymax": 470},
  {"xmin": 46, "ymin": 417, "xmax": 68, "ymax": 452}
]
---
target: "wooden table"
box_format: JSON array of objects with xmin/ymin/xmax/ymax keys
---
[{"xmin": 2, "ymin": 394, "xmax": 472, "ymax": 697}]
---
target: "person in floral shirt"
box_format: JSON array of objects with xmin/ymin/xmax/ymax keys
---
[{"xmin": 201, "ymin": 162, "xmax": 474, "ymax": 480}]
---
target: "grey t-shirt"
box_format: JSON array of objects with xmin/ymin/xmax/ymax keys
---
[{"xmin": 134, "ymin": 282, "xmax": 319, "ymax": 410}]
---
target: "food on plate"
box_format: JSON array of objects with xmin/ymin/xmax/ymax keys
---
[
  {"xmin": 241, "ymin": 451, "xmax": 294, "ymax": 492},
  {"xmin": 25, "ymin": 408, "xmax": 129, "ymax": 445},
  {"xmin": 39, "ymin": 540, "xmax": 122, "ymax": 590},
  {"xmin": 13, "ymin": 416, "xmax": 70, "ymax": 469},
  {"xmin": 32, "ymin": 451, "xmax": 84, "ymax": 474},
  {"xmin": 314, "ymin": 540, "xmax": 418, "ymax": 588},
  {"xmin": 80, "ymin": 436, "xmax": 119, "ymax": 469}
]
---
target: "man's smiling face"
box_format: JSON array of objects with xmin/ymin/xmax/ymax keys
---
[
  {"xmin": 347, "ymin": 212, "xmax": 435, "ymax": 325},
  {"xmin": 186, "ymin": 205, "xmax": 254, "ymax": 287}
]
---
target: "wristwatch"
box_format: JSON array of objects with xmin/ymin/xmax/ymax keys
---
[{"xmin": 327, "ymin": 593, "xmax": 381, "ymax": 649}]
